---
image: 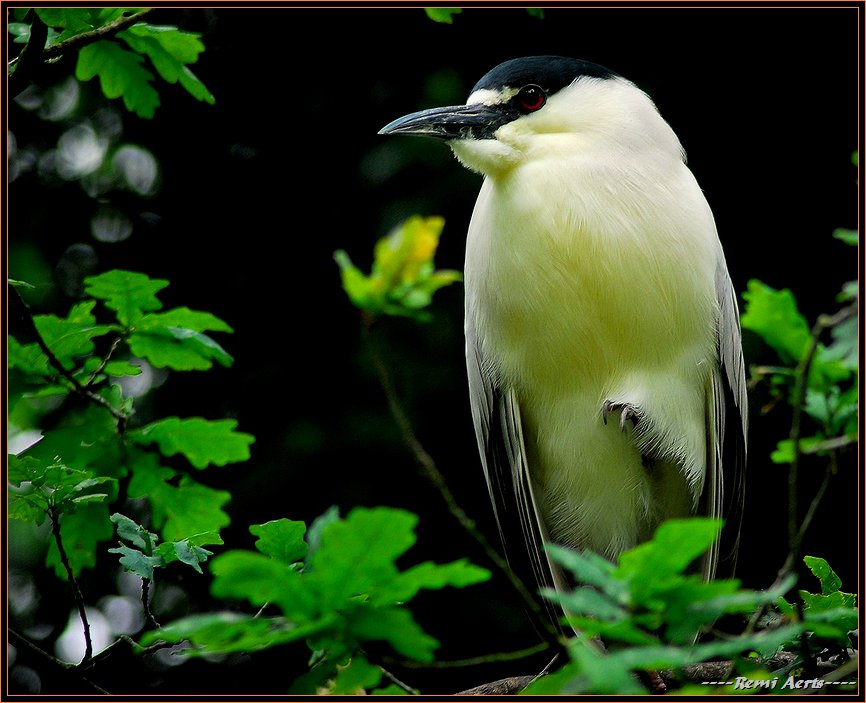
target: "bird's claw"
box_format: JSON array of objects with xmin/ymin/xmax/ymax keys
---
[{"xmin": 601, "ymin": 400, "xmax": 640, "ymax": 431}]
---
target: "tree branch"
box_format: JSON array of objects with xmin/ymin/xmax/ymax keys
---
[
  {"xmin": 42, "ymin": 9, "xmax": 153, "ymax": 61},
  {"xmin": 48, "ymin": 506, "xmax": 93, "ymax": 666},
  {"xmin": 360, "ymin": 313, "xmax": 561, "ymax": 650},
  {"xmin": 10, "ymin": 285, "xmax": 129, "ymax": 431}
]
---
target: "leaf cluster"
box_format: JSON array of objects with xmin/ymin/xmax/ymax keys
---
[
  {"xmin": 9, "ymin": 8, "xmax": 214, "ymax": 118},
  {"xmin": 525, "ymin": 519, "xmax": 833, "ymax": 695},
  {"xmin": 741, "ymin": 221, "xmax": 858, "ymax": 464},
  {"xmin": 8, "ymin": 270, "xmax": 249, "ymax": 579},
  {"xmin": 777, "ymin": 556, "xmax": 857, "ymax": 649},
  {"xmin": 140, "ymin": 507, "xmax": 490, "ymax": 694},
  {"xmin": 335, "ymin": 215, "xmax": 461, "ymax": 321}
]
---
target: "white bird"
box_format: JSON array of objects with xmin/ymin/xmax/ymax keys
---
[{"xmin": 380, "ymin": 56, "xmax": 747, "ymax": 615}]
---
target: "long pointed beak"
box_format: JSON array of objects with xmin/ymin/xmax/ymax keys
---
[{"xmin": 378, "ymin": 103, "xmax": 505, "ymax": 141}]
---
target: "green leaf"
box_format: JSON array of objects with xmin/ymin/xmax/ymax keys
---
[
  {"xmin": 210, "ymin": 550, "xmax": 316, "ymax": 619},
  {"xmin": 615, "ymin": 518, "xmax": 722, "ymax": 600},
  {"xmin": 104, "ymin": 359, "xmax": 142, "ymax": 377},
  {"xmin": 309, "ymin": 507, "xmax": 418, "ymax": 608},
  {"xmin": 130, "ymin": 328, "xmax": 233, "ymax": 370},
  {"xmin": 128, "ymin": 308, "xmax": 234, "ymax": 370},
  {"xmin": 155, "ymin": 539, "xmax": 214, "ymax": 574},
  {"xmin": 111, "ymin": 512, "xmax": 158, "ymax": 551},
  {"xmin": 741, "ymin": 280, "xmax": 812, "ymax": 364},
  {"xmin": 127, "ymin": 449, "xmax": 231, "ymax": 540},
  {"xmin": 109, "ymin": 543, "xmax": 163, "ymax": 579},
  {"xmin": 137, "ymin": 307, "xmax": 233, "ymax": 334},
  {"xmin": 535, "ymin": 634, "xmax": 645, "ymax": 695},
  {"xmin": 35, "ymin": 8, "xmax": 98, "ymax": 40},
  {"xmin": 139, "ymin": 612, "xmax": 318, "ymax": 654},
  {"xmin": 31, "ymin": 301, "xmax": 112, "ymax": 371},
  {"xmin": 76, "ymin": 40, "xmax": 160, "ymax": 118},
  {"xmin": 250, "ymin": 519, "xmax": 308, "ymax": 565},
  {"xmin": 546, "ymin": 544, "xmax": 624, "ymax": 601},
  {"xmin": 84, "ymin": 270, "xmax": 168, "ymax": 326},
  {"xmin": 119, "ymin": 24, "xmax": 215, "ymax": 104},
  {"xmin": 348, "ymin": 606, "xmax": 439, "ymax": 662},
  {"xmin": 832, "ymin": 228, "xmax": 858, "ymax": 246},
  {"xmin": 543, "ymin": 585, "xmax": 626, "ymax": 621},
  {"xmin": 305, "ymin": 505, "xmax": 341, "ymax": 561},
  {"xmin": 331, "ymin": 654, "xmax": 382, "ymax": 694},
  {"xmin": 804, "ymin": 555, "xmax": 843, "ymax": 594},
  {"xmin": 424, "ymin": 8, "xmax": 462, "ymax": 23},
  {"xmin": 130, "ymin": 416, "xmax": 254, "ymax": 469},
  {"xmin": 374, "ymin": 559, "xmax": 490, "ymax": 605}
]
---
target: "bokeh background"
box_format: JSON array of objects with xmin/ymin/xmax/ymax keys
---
[{"xmin": 7, "ymin": 6, "xmax": 860, "ymax": 694}]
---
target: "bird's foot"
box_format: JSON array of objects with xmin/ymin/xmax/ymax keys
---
[{"xmin": 601, "ymin": 400, "xmax": 640, "ymax": 431}]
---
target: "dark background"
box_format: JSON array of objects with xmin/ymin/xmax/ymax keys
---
[{"xmin": 7, "ymin": 6, "xmax": 861, "ymax": 695}]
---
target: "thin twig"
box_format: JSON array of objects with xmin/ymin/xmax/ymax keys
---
[
  {"xmin": 781, "ymin": 303, "xmax": 856, "ymax": 580},
  {"xmin": 390, "ymin": 641, "xmax": 550, "ymax": 669},
  {"xmin": 377, "ymin": 665, "xmax": 419, "ymax": 694},
  {"xmin": 141, "ymin": 577, "xmax": 160, "ymax": 629},
  {"xmin": 11, "ymin": 286, "xmax": 129, "ymax": 430},
  {"xmin": 85, "ymin": 336, "xmax": 123, "ymax": 388},
  {"xmin": 360, "ymin": 313, "xmax": 561, "ymax": 649},
  {"xmin": 8, "ymin": 629, "xmax": 110, "ymax": 694},
  {"xmin": 42, "ymin": 9, "xmax": 153, "ymax": 60},
  {"xmin": 49, "ymin": 507, "xmax": 93, "ymax": 666}
]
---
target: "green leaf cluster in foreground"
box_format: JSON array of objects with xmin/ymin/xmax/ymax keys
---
[
  {"xmin": 9, "ymin": 270, "xmax": 249, "ymax": 579},
  {"xmin": 335, "ymin": 215, "xmax": 462, "ymax": 321},
  {"xmin": 741, "ymin": 216, "xmax": 858, "ymax": 465},
  {"xmin": 18, "ymin": 8, "xmax": 215, "ymax": 119},
  {"xmin": 141, "ymin": 507, "xmax": 491, "ymax": 694},
  {"xmin": 525, "ymin": 519, "xmax": 856, "ymax": 695}
]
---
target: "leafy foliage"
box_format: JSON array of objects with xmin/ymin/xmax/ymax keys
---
[
  {"xmin": 525, "ymin": 520, "xmax": 855, "ymax": 694},
  {"xmin": 8, "ymin": 270, "xmax": 244, "ymax": 581},
  {"xmin": 12, "ymin": 8, "xmax": 215, "ymax": 118},
  {"xmin": 335, "ymin": 215, "xmax": 461, "ymax": 321},
  {"xmin": 109, "ymin": 513, "xmax": 220, "ymax": 579},
  {"xmin": 741, "ymin": 226, "xmax": 858, "ymax": 464},
  {"xmin": 141, "ymin": 507, "xmax": 490, "ymax": 693}
]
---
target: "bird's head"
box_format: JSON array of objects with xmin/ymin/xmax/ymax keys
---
[{"xmin": 379, "ymin": 56, "xmax": 682, "ymax": 177}]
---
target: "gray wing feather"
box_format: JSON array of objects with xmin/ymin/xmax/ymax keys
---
[
  {"xmin": 466, "ymin": 318, "xmax": 565, "ymax": 626},
  {"xmin": 707, "ymin": 256, "xmax": 748, "ymax": 576}
]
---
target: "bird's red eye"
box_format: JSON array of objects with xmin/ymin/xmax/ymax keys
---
[{"xmin": 516, "ymin": 85, "xmax": 546, "ymax": 112}]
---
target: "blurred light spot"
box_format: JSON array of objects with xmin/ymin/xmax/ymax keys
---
[
  {"xmin": 38, "ymin": 76, "xmax": 80, "ymax": 122},
  {"xmin": 7, "ymin": 428, "xmax": 42, "ymax": 454},
  {"xmin": 8, "ymin": 573, "xmax": 39, "ymax": 617},
  {"xmin": 9, "ymin": 128, "xmax": 38, "ymax": 181},
  {"xmin": 37, "ymin": 150, "xmax": 57, "ymax": 180},
  {"xmin": 56, "ymin": 243, "xmax": 98, "ymax": 298},
  {"xmin": 14, "ymin": 83, "xmax": 43, "ymax": 111},
  {"xmin": 55, "ymin": 607, "xmax": 113, "ymax": 664},
  {"xmin": 98, "ymin": 595, "xmax": 145, "ymax": 635},
  {"xmin": 150, "ymin": 583, "xmax": 187, "ymax": 621},
  {"xmin": 117, "ymin": 567, "xmax": 145, "ymax": 598},
  {"xmin": 10, "ymin": 665, "xmax": 41, "ymax": 693},
  {"xmin": 91, "ymin": 207, "xmax": 133, "ymax": 243},
  {"xmin": 56, "ymin": 123, "xmax": 107, "ymax": 179},
  {"xmin": 113, "ymin": 145, "xmax": 158, "ymax": 195}
]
